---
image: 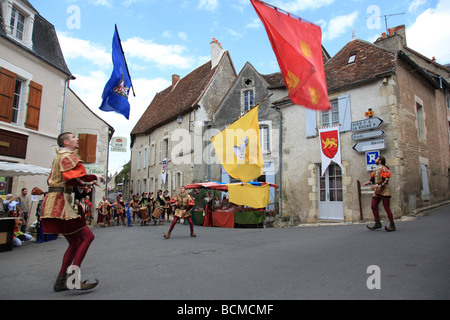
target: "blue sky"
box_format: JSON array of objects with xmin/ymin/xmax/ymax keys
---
[{"xmin": 33, "ymin": 0, "xmax": 450, "ymax": 174}]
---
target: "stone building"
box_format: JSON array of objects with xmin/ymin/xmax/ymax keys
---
[
  {"xmin": 130, "ymin": 40, "xmax": 237, "ymax": 197},
  {"xmin": 277, "ymin": 25, "xmax": 450, "ymax": 223},
  {"xmin": 210, "ymin": 62, "xmax": 286, "ymax": 209},
  {"xmin": 0, "ymin": 0, "xmax": 114, "ymax": 228},
  {"xmin": 0, "ymin": 0, "xmax": 73, "ymax": 200}
]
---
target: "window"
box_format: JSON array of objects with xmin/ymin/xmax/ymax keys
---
[
  {"xmin": 243, "ymin": 89, "xmax": 254, "ymax": 112},
  {"xmin": 160, "ymin": 137, "xmax": 170, "ymax": 161},
  {"xmin": 150, "ymin": 142, "xmax": 156, "ymax": 165},
  {"xmin": 0, "ymin": 68, "xmax": 42, "ymax": 129},
  {"xmin": 10, "ymin": 8, "xmax": 25, "ymax": 41},
  {"xmin": 12, "ymin": 79, "xmax": 23, "ymax": 124},
  {"xmin": 416, "ymin": 102, "xmax": 426, "ymax": 139},
  {"xmin": 260, "ymin": 123, "xmax": 271, "ymax": 153},
  {"xmin": 321, "ymin": 99, "xmax": 339, "ymax": 127},
  {"xmin": 348, "ymin": 54, "xmax": 356, "ymax": 64},
  {"xmin": 137, "ymin": 151, "xmax": 141, "ymax": 170},
  {"xmin": 143, "ymin": 148, "xmax": 147, "ymax": 168}
]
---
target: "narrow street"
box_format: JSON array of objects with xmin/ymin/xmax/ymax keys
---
[{"xmin": 1, "ymin": 205, "xmax": 449, "ymax": 301}]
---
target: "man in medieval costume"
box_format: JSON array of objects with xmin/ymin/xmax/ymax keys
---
[
  {"xmin": 164, "ymin": 186, "xmax": 196, "ymax": 239},
  {"xmin": 41, "ymin": 132, "xmax": 104, "ymax": 292},
  {"xmin": 113, "ymin": 194, "xmax": 126, "ymax": 226},
  {"xmin": 364, "ymin": 156, "xmax": 396, "ymax": 232},
  {"xmin": 97, "ymin": 195, "xmax": 111, "ymax": 227}
]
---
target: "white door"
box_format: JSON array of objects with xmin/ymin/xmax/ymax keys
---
[{"xmin": 318, "ymin": 163, "xmax": 344, "ymax": 220}]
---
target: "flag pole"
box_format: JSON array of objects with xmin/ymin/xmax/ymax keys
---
[
  {"xmin": 253, "ymin": 93, "xmax": 273, "ymax": 109},
  {"xmin": 115, "ymin": 24, "xmax": 136, "ymax": 97},
  {"xmin": 251, "ymin": 0, "xmax": 319, "ymax": 27}
]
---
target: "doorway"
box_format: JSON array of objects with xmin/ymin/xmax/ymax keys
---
[{"xmin": 318, "ymin": 163, "xmax": 344, "ymax": 220}]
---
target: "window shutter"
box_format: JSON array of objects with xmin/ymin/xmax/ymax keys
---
[
  {"xmin": 86, "ymin": 134, "xmax": 97, "ymax": 163},
  {"xmin": 0, "ymin": 68, "xmax": 16, "ymax": 123},
  {"xmin": 78, "ymin": 134, "xmax": 97, "ymax": 163},
  {"xmin": 78, "ymin": 134, "xmax": 88, "ymax": 162},
  {"xmin": 305, "ymin": 108, "xmax": 317, "ymax": 138},
  {"xmin": 25, "ymin": 81, "xmax": 43, "ymax": 130},
  {"xmin": 338, "ymin": 94, "xmax": 351, "ymax": 132}
]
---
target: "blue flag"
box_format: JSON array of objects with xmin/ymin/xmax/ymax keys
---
[{"xmin": 100, "ymin": 27, "xmax": 132, "ymax": 120}]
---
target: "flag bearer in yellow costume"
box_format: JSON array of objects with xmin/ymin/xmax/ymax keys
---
[{"xmin": 41, "ymin": 132, "xmax": 104, "ymax": 292}]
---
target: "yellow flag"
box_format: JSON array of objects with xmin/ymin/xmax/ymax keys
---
[
  {"xmin": 228, "ymin": 183, "xmax": 270, "ymax": 208},
  {"xmin": 211, "ymin": 106, "xmax": 264, "ymax": 183}
]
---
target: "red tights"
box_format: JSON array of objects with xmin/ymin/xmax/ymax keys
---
[
  {"xmin": 371, "ymin": 197, "xmax": 394, "ymax": 224},
  {"xmin": 169, "ymin": 216, "xmax": 194, "ymax": 234},
  {"xmin": 60, "ymin": 227, "xmax": 95, "ymax": 275}
]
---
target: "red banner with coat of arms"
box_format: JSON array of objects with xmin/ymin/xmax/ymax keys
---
[{"xmin": 319, "ymin": 125, "xmax": 343, "ymax": 176}]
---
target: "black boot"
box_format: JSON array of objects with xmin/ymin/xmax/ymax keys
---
[
  {"xmin": 78, "ymin": 279, "xmax": 99, "ymax": 291},
  {"xmin": 367, "ymin": 221, "xmax": 382, "ymax": 230},
  {"xmin": 53, "ymin": 273, "xmax": 69, "ymax": 292},
  {"xmin": 385, "ymin": 223, "xmax": 396, "ymax": 232}
]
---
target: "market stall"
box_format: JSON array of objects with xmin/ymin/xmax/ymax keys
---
[
  {"xmin": 185, "ymin": 181, "xmax": 278, "ymax": 229},
  {"xmin": 0, "ymin": 161, "xmax": 51, "ymax": 251}
]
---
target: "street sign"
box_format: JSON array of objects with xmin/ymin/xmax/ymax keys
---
[
  {"xmin": 111, "ymin": 137, "xmax": 128, "ymax": 153},
  {"xmin": 353, "ymin": 138, "xmax": 386, "ymax": 153},
  {"xmin": 351, "ymin": 118, "xmax": 383, "ymax": 132},
  {"xmin": 366, "ymin": 150, "xmax": 380, "ymax": 171},
  {"xmin": 352, "ymin": 129, "xmax": 385, "ymax": 141}
]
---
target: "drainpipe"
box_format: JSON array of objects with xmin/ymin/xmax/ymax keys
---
[
  {"xmin": 61, "ymin": 79, "xmax": 69, "ymax": 133},
  {"xmin": 272, "ymin": 105, "xmax": 282, "ymax": 218}
]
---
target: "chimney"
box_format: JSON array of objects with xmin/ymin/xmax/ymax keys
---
[
  {"xmin": 172, "ymin": 74, "xmax": 180, "ymax": 90},
  {"xmin": 375, "ymin": 25, "xmax": 407, "ymax": 51},
  {"xmin": 211, "ymin": 38, "xmax": 225, "ymax": 69},
  {"xmin": 388, "ymin": 25, "xmax": 407, "ymax": 47}
]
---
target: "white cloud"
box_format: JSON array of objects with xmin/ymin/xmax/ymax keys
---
[
  {"xmin": 123, "ymin": 37, "xmax": 195, "ymax": 69},
  {"xmin": 407, "ymin": 0, "xmax": 450, "ymax": 64},
  {"xmin": 322, "ymin": 11, "xmax": 359, "ymax": 41},
  {"xmin": 178, "ymin": 32, "xmax": 188, "ymax": 41},
  {"xmin": 198, "ymin": 0, "xmax": 219, "ymax": 11},
  {"xmin": 93, "ymin": 0, "xmax": 113, "ymax": 7},
  {"xmin": 246, "ymin": 18, "xmax": 262, "ymax": 29},
  {"xmin": 57, "ymin": 32, "xmax": 111, "ymax": 68},
  {"xmin": 408, "ymin": 0, "xmax": 427, "ymax": 12}
]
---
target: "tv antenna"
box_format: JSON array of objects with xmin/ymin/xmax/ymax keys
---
[{"xmin": 375, "ymin": 12, "xmax": 406, "ymax": 34}]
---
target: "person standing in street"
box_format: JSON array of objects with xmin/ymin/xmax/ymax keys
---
[
  {"xmin": 18, "ymin": 188, "xmax": 30, "ymax": 233},
  {"xmin": 164, "ymin": 186, "xmax": 196, "ymax": 239},
  {"xmin": 364, "ymin": 156, "xmax": 396, "ymax": 232},
  {"xmin": 40, "ymin": 132, "xmax": 104, "ymax": 292}
]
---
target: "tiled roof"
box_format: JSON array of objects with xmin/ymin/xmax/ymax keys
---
[
  {"xmin": 131, "ymin": 60, "xmax": 219, "ymax": 135},
  {"xmin": 325, "ymin": 39, "xmax": 396, "ymax": 92}
]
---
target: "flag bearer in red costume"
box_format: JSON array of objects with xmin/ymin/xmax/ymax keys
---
[
  {"xmin": 164, "ymin": 186, "xmax": 196, "ymax": 239},
  {"xmin": 41, "ymin": 132, "xmax": 104, "ymax": 292},
  {"xmin": 364, "ymin": 156, "xmax": 396, "ymax": 232}
]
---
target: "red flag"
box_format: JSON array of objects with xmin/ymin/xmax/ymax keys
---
[{"xmin": 251, "ymin": 0, "xmax": 331, "ymax": 110}]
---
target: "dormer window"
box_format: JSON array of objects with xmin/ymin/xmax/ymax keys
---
[
  {"xmin": 348, "ymin": 54, "xmax": 356, "ymax": 64},
  {"xmin": 10, "ymin": 8, "xmax": 25, "ymax": 41},
  {"xmin": 1, "ymin": 1, "xmax": 36, "ymax": 47}
]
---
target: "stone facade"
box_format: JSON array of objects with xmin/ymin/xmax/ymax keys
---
[{"xmin": 278, "ymin": 27, "xmax": 450, "ymax": 224}]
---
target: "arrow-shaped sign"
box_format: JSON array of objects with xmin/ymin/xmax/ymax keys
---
[
  {"xmin": 351, "ymin": 118, "xmax": 384, "ymax": 132},
  {"xmin": 353, "ymin": 139, "xmax": 386, "ymax": 153},
  {"xmin": 352, "ymin": 129, "xmax": 385, "ymax": 141}
]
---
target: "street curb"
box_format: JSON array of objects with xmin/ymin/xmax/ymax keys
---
[{"xmin": 409, "ymin": 200, "xmax": 450, "ymax": 217}]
